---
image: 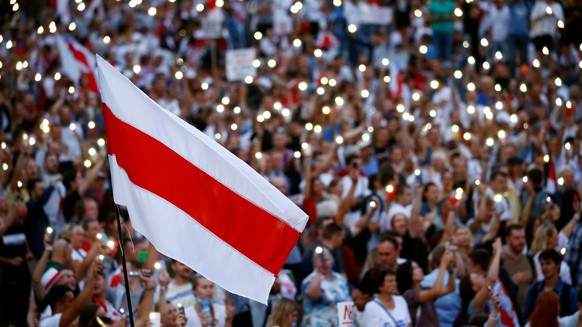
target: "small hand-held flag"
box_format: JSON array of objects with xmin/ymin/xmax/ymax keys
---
[{"xmin": 97, "ymin": 55, "xmax": 308, "ymax": 304}]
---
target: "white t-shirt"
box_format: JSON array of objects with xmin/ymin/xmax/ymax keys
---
[
  {"xmin": 363, "ymin": 296, "xmax": 411, "ymax": 327},
  {"xmin": 39, "ymin": 313, "xmax": 62, "ymax": 327},
  {"xmin": 184, "ymin": 303, "xmax": 226, "ymax": 327}
]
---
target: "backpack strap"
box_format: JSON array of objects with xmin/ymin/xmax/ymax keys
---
[{"xmin": 559, "ymin": 282, "xmax": 571, "ymax": 317}]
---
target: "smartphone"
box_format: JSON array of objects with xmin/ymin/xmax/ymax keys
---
[
  {"xmin": 450, "ymin": 245, "xmax": 458, "ymax": 252},
  {"xmin": 142, "ymin": 271, "xmax": 152, "ymax": 278},
  {"xmin": 46, "ymin": 227, "xmax": 56, "ymax": 245},
  {"xmin": 128, "ymin": 271, "xmax": 140, "ymax": 277},
  {"xmin": 177, "ymin": 303, "xmax": 185, "ymax": 316}
]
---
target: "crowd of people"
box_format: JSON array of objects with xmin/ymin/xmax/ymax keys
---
[{"xmin": 1, "ymin": 0, "xmax": 582, "ymax": 326}]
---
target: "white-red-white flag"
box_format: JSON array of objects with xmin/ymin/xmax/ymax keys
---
[
  {"xmin": 96, "ymin": 55, "xmax": 308, "ymax": 304},
  {"xmin": 56, "ymin": 35, "xmax": 99, "ymax": 94}
]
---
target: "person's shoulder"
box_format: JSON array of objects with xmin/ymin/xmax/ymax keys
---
[
  {"xmin": 363, "ymin": 299, "xmax": 381, "ymax": 312},
  {"xmin": 393, "ymin": 294, "xmax": 408, "ymax": 305},
  {"xmin": 39, "ymin": 313, "xmax": 62, "ymax": 327}
]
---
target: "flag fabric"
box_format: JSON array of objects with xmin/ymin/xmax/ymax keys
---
[
  {"xmin": 546, "ymin": 157, "xmax": 557, "ymax": 194},
  {"xmin": 96, "ymin": 55, "xmax": 308, "ymax": 304},
  {"xmin": 493, "ymin": 278, "xmax": 519, "ymax": 327},
  {"xmin": 56, "ymin": 35, "xmax": 99, "ymax": 94}
]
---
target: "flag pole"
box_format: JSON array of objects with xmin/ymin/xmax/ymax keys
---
[{"xmin": 115, "ymin": 204, "xmax": 136, "ymax": 327}]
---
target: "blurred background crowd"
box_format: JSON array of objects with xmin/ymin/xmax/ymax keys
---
[{"xmin": 1, "ymin": 0, "xmax": 582, "ymax": 326}]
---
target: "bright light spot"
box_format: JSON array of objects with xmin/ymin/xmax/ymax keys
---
[
  {"xmin": 294, "ymin": 151, "xmax": 301, "ymax": 159},
  {"xmin": 233, "ymin": 106, "xmax": 241, "ymax": 114},
  {"xmin": 429, "ymin": 110, "xmax": 436, "ymax": 118},
  {"xmin": 335, "ymin": 136, "xmax": 344, "ymax": 144},
  {"xmin": 495, "ymin": 101, "xmax": 503, "ymax": 110},
  {"xmin": 88, "ymin": 148, "xmax": 97, "ymax": 156},
  {"xmin": 267, "ymin": 59, "xmax": 276, "ymax": 68},
  {"xmin": 402, "ymin": 112, "xmax": 410, "ymax": 120},
  {"xmin": 77, "ymin": 2, "xmax": 85, "ymax": 11},
  {"xmin": 244, "ymin": 76, "xmax": 253, "ymax": 84},
  {"xmin": 17, "ymin": 181, "xmax": 22, "ymax": 188},
  {"xmin": 252, "ymin": 59, "xmax": 261, "ymax": 68},
  {"xmin": 103, "ymin": 35, "xmax": 111, "ymax": 44},
  {"xmin": 97, "ymin": 138, "xmax": 105, "ymax": 147},
  {"xmin": 483, "ymin": 61, "xmax": 490, "ymax": 70},
  {"xmin": 396, "ymin": 104, "xmax": 405, "ymax": 113},
  {"xmin": 2, "ymin": 163, "xmax": 7, "ymax": 171},
  {"xmin": 467, "ymin": 56, "xmax": 475, "ymax": 65},
  {"xmin": 317, "ymin": 87, "xmax": 325, "ymax": 95},
  {"xmin": 467, "ymin": 82, "xmax": 476, "ymax": 92},
  {"xmin": 430, "ymin": 80, "xmax": 439, "ymax": 89},
  {"xmin": 68, "ymin": 22, "xmax": 76, "ymax": 31},
  {"xmin": 322, "ymin": 106, "xmax": 331, "ymax": 115},
  {"xmin": 87, "ymin": 121, "xmax": 96, "ymax": 130},
  {"xmin": 414, "ymin": 9, "xmax": 422, "ymax": 17},
  {"xmin": 84, "ymin": 160, "xmax": 92, "ymax": 168},
  {"xmin": 546, "ymin": 6, "xmax": 552, "ymax": 15},
  {"xmin": 480, "ymin": 38, "xmax": 489, "ymax": 47},
  {"xmin": 486, "ymin": 138, "xmax": 494, "ymax": 147},
  {"xmin": 494, "ymin": 84, "xmax": 501, "ymax": 92},
  {"xmin": 314, "ymin": 49, "xmax": 323, "ymax": 58},
  {"xmin": 34, "ymin": 73, "xmax": 42, "ymax": 82},
  {"xmin": 494, "ymin": 194, "xmax": 503, "ymax": 203},
  {"xmin": 37, "ymin": 26, "xmax": 44, "ymax": 34},
  {"xmin": 313, "ymin": 125, "xmax": 322, "ymax": 134},
  {"xmin": 556, "ymin": 98, "xmax": 563, "ymax": 106},
  {"xmin": 174, "ymin": 71, "xmax": 183, "ymax": 80},
  {"xmin": 196, "ymin": 4, "xmax": 204, "ymax": 11},
  {"xmin": 382, "ymin": 58, "xmax": 389, "ymax": 66},
  {"xmin": 463, "ymin": 132, "xmax": 471, "ymax": 141},
  {"xmin": 254, "ymin": 31, "xmax": 262, "ymax": 40},
  {"xmin": 12, "ymin": 3, "xmax": 19, "ymax": 11},
  {"xmin": 216, "ymin": 0, "xmax": 224, "ymax": 7},
  {"xmin": 565, "ymin": 142, "xmax": 571, "ymax": 151},
  {"xmin": 201, "ymin": 82, "xmax": 209, "ymax": 90},
  {"xmin": 15, "ymin": 61, "xmax": 22, "ymax": 70},
  {"xmin": 558, "ymin": 177, "xmax": 564, "ymax": 186},
  {"xmin": 5, "ymin": 40, "xmax": 12, "ymax": 49},
  {"xmin": 454, "ymin": 70, "xmax": 463, "ymax": 79},
  {"xmin": 544, "ymin": 154, "xmax": 550, "ymax": 163},
  {"xmin": 495, "ymin": 51, "xmax": 503, "ymax": 60},
  {"xmin": 386, "ymin": 184, "xmax": 395, "ymax": 193},
  {"xmin": 467, "ymin": 105, "xmax": 475, "ymax": 114},
  {"xmin": 358, "ymin": 64, "xmax": 366, "ymax": 72},
  {"xmin": 451, "ymin": 125, "xmax": 459, "ymax": 133},
  {"xmin": 333, "ymin": 0, "xmax": 342, "ymax": 6},
  {"xmin": 361, "ymin": 89, "xmax": 370, "ymax": 98},
  {"xmin": 148, "ymin": 7, "xmax": 157, "ymax": 15},
  {"xmin": 383, "ymin": 76, "xmax": 391, "ymax": 83},
  {"xmin": 520, "ymin": 83, "xmax": 527, "ymax": 93},
  {"xmin": 68, "ymin": 86, "xmax": 75, "ymax": 94},
  {"xmin": 542, "ymin": 47, "xmax": 549, "ymax": 56},
  {"xmin": 282, "ymin": 108, "xmax": 290, "ymax": 117},
  {"xmin": 498, "ymin": 130, "xmax": 506, "ymax": 139},
  {"xmin": 463, "ymin": 41, "xmax": 469, "ymax": 49},
  {"xmin": 335, "ymin": 97, "xmax": 344, "ymax": 106},
  {"xmin": 215, "ymin": 133, "xmax": 222, "ymax": 139},
  {"xmin": 329, "ymin": 79, "xmax": 337, "ymax": 87},
  {"xmin": 263, "ymin": 111, "xmax": 271, "ymax": 119},
  {"xmin": 298, "ymin": 81, "xmax": 307, "ymax": 91},
  {"xmin": 221, "ymin": 96, "xmax": 230, "ymax": 105},
  {"xmin": 412, "ymin": 92, "xmax": 420, "ymax": 101},
  {"xmin": 454, "ymin": 8, "xmax": 463, "ymax": 17},
  {"xmin": 419, "ymin": 45, "xmax": 428, "ymax": 54},
  {"xmin": 230, "ymin": 123, "xmax": 238, "ymax": 131},
  {"xmin": 532, "ymin": 58, "xmax": 540, "ymax": 68},
  {"xmin": 557, "ymin": 20, "xmax": 564, "ymax": 29},
  {"xmin": 293, "ymin": 39, "xmax": 302, "ymax": 47},
  {"xmin": 216, "ymin": 105, "xmax": 224, "ymax": 113},
  {"xmin": 555, "ymin": 77, "xmax": 562, "ymax": 87},
  {"xmin": 510, "ymin": 114, "xmax": 518, "ymax": 124},
  {"xmin": 305, "ymin": 123, "xmax": 313, "ymax": 131},
  {"xmin": 414, "ymin": 169, "xmax": 421, "ymax": 176},
  {"xmin": 348, "ymin": 24, "xmax": 357, "ymax": 33}
]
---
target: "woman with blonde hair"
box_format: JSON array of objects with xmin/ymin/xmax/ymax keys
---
[
  {"xmin": 267, "ymin": 298, "xmax": 299, "ymax": 327},
  {"xmin": 526, "ymin": 291, "xmax": 559, "ymax": 327},
  {"xmin": 530, "ymin": 221, "xmax": 571, "ymax": 284}
]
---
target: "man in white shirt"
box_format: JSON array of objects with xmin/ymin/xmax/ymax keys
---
[{"xmin": 40, "ymin": 259, "xmax": 100, "ymax": 327}]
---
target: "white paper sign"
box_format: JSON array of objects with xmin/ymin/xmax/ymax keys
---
[
  {"xmin": 358, "ymin": 3, "xmax": 393, "ymax": 25},
  {"xmin": 202, "ymin": 18, "xmax": 222, "ymax": 39},
  {"xmin": 337, "ymin": 301, "xmax": 355, "ymax": 327},
  {"xmin": 226, "ymin": 48, "xmax": 257, "ymax": 82}
]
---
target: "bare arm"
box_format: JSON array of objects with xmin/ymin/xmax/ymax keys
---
[{"xmin": 60, "ymin": 260, "xmax": 101, "ymax": 327}]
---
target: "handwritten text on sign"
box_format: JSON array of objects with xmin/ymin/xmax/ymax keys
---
[
  {"xmin": 337, "ymin": 301, "xmax": 354, "ymax": 326},
  {"xmin": 226, "ymin": 48, "xmax": 257, "ymax": 82}
]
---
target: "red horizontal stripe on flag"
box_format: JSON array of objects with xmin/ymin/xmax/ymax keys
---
[{"xmin": 102, "ymin": 104, "xmax": 299, "ymax": 275}]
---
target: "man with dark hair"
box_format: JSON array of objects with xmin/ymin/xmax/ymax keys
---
[
  {"xmin": 25, "ymin": 177, "xmax": 57, "ymax": 258},
  {"xmin": 298, "ymin": 222, "xmax": 345, "ymax": 284},
  {"xmin": 521, "ymin": 167, "xmax": 550, "ymax": 224},
  {"xmin": 523, "ymin": 249, "xmax": 578, "ymax": 321},
  {"xmin": 74, "ymin": 196, "xmax": 99, "ymax": 222},
  {"xmin": 501, "ymin": 223, "xmax": 534, "ymax": 312},
  {"xmin": 40, "ymin": 259, "xmax": 99, "ymax": 327}
]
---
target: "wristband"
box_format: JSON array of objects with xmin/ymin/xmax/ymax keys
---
[{"xmin": 145, "ymin": 285, "xmax": 157, "ymax": 292}]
